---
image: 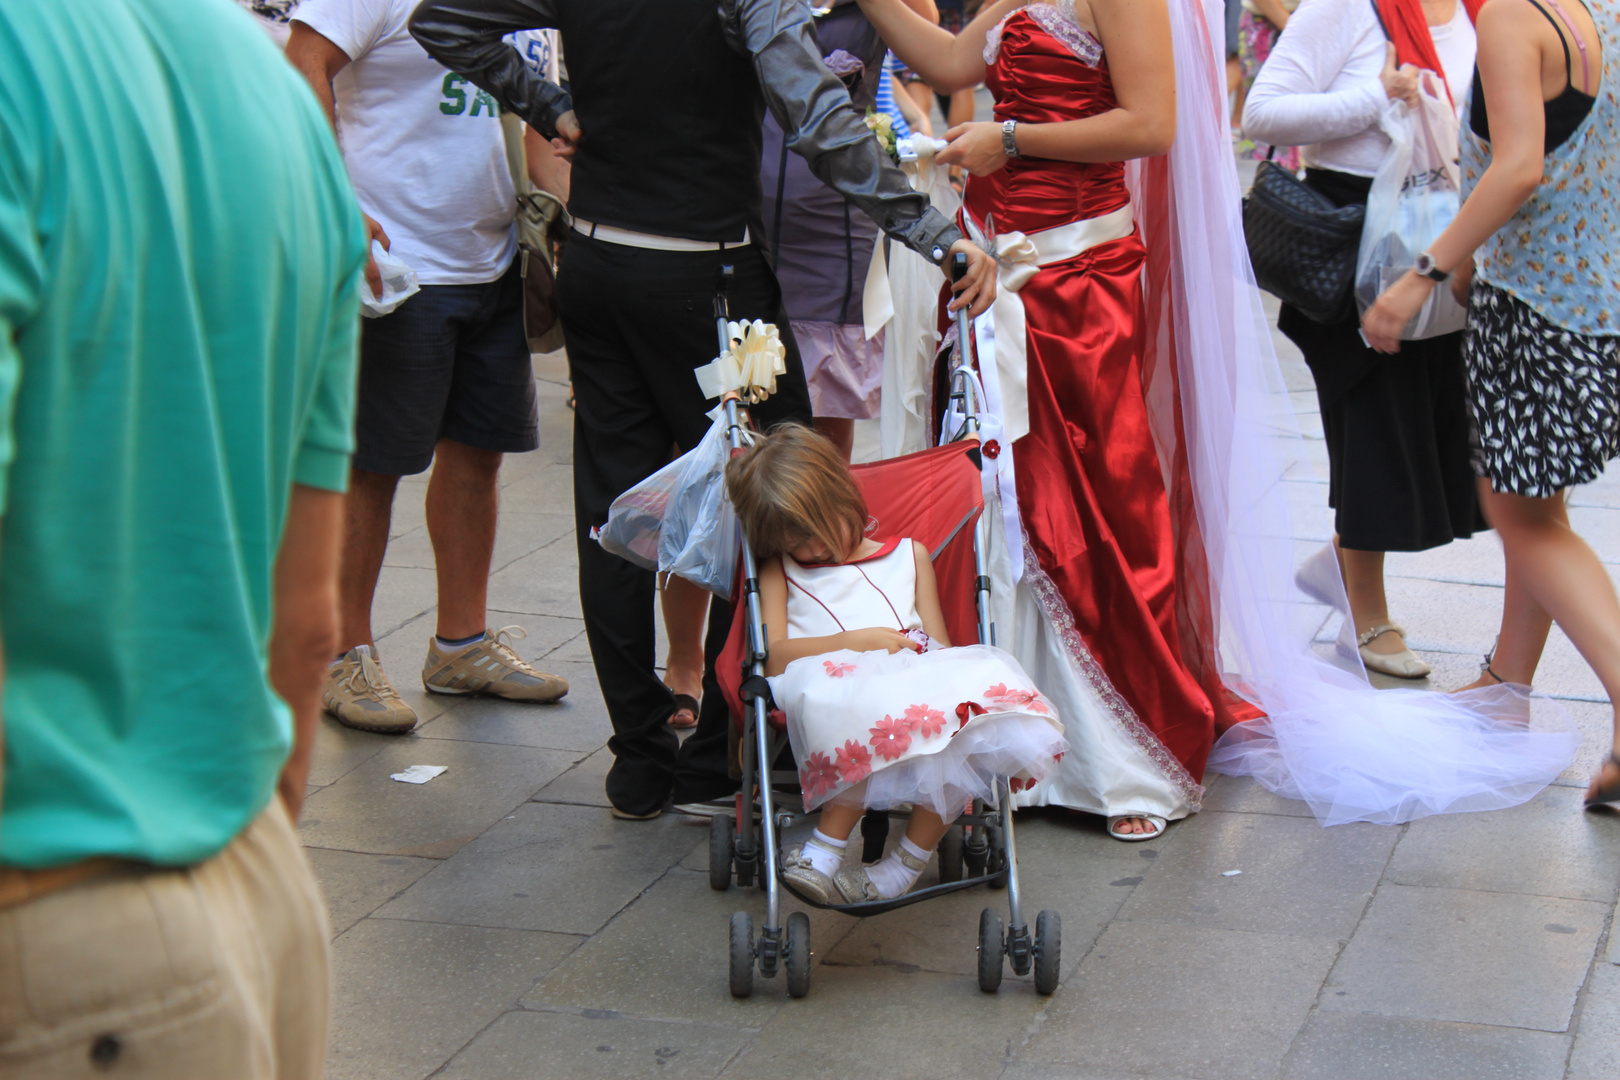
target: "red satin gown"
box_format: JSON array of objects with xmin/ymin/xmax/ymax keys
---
[{"xmin": 965, "ymin": 10, "xmax": 1217, "ymax": 782}]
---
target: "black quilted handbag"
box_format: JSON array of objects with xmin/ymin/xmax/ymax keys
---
[{"xmin": 1242, "ymin": 159, "xmax": 1366, "ymax": 325}]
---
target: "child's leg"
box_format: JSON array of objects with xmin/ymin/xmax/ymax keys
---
[
  {"xmin": 816, "ymin": 802, "xmax": 864, "ymax": 843},
  {"xmin": 863, "ymin": 806, "xmax": 953, "ymax": 899}
]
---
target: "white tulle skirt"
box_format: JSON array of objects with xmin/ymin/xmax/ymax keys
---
[
  {"xmin": 1207, "ymin": 683, "xmax": 1580, "ymax": 826},
  {"xmin": 767, "ymin": 644, "xmax": 1069, "ymax": 820}
]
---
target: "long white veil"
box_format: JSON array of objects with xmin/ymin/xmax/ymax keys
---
[{"xmin": 1143, "ymin": 0, "xmax": 1578, "ymax": 825}]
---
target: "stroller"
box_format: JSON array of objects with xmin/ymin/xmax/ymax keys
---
[{"xmin": 707, "ymin": 257, "xmax": 1061, "ymax": 1000}]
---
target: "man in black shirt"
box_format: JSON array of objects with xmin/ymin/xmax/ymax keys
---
[{"xmin": 411, "ymin": 0, "xmax": 994, "ymax": 819}]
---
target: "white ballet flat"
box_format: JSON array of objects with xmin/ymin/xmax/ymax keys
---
[
  {"xmin": 1107, "ymin": 815, "xmax": 1167, "ymax": 842},
  {"xmin": 1357, "ymin": 622, "xmax": 1431, "ymax": 679},
  {"xmin": 1294, "ymin": 542, "xmax": 1347, "ymax": 610}
]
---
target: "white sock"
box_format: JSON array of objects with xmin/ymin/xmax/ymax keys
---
[
  {"xmin": 803, "ymin": 829, "xmax": 847, "ymax": 877},
  {"xmin": 865, "ymin": 836, "xmax": 931, "ymax": 899}
]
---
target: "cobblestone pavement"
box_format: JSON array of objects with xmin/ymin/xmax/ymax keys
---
[{"xmin": 303, "ymin": 305, "xmax": 1620, "ymax": 1079}]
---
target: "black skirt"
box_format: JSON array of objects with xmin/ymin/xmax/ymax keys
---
[{"xmin": 1278, "ymin": 169, "xmax": 1487, "ymax": 553}]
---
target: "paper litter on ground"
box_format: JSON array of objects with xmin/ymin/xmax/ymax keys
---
[
  {"xmin": 1221, "ymin": 870, "xmax": 1242, "ymax": 877},
  {"xmin": 390, "ymin": 765, "xmax": 448, "ymax": 785}
]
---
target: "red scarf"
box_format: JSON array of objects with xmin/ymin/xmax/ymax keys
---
[{"xmin": 1377, "ymin": 0, "xmax": 1486, "ymax": 103}]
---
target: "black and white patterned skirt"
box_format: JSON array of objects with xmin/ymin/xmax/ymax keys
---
[{"xmin": 1464, "ymin": 281, "xmax": 1620, "ymax": 498}]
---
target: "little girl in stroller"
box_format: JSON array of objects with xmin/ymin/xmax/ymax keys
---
[{"xmin": 724, "ymin": 425, "xmax": 1068, "ymax": 905}]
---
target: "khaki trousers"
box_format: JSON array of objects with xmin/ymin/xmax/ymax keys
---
[{"xmin": 0, "ymin": 801, "xmax": 329, "ymax": 1079}]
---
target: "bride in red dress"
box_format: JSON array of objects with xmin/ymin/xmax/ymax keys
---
[{"xmin": 861, "ymin": 0, "xmax": 1234, "ymax": 840}]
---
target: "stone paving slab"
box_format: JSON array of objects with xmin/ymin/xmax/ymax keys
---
[
  {"xmin": 1384, "ymin": 785, "xmax": 1620, "ymax": 902},
  {"xmin": 306, "ymin": 848, "xmax": 439, "ymax": 936},
  {"xmin": 436, "ymin": 1009, "xmax": 749, "ymax": 1080},
  {"xmin": 299, "ymin": 739, "xmax": 578, "ymax": 859},
  {"xmin": 327, "ymin": 919, "xmax": 582, "ymax": 1080},
  {"xmin": 374, "ymin": 801, "xmax": 704, "ymax": 935},
  {"xmin": 1320, "ymin": 883, "xmax": 1606, "ymax": 1031},
  {"xmin": 532, "ymin": 746, "xmax": 614, "ymax": 808},
  {"xmin": 522, "ymin": 867, "xmax": 857, "ymax": 1027},
  {"xmin": 1115, "ymin": 811, "xmax": 1397, "ymax": 940},
  {"xmin": 412, "ymin": 662, "xmax": 608, "ymax": 754},
  {"xmin": 1567, "ymin": 962, "xmax": 1620, "ymax": 1080},
  {"xmin": 1018, "ymin": 921, "xmax": 1343, "ymax": 1080},
  {"xmin": 1279, "ymin": 1013, "xmax": 1571, "ymax": 1080},
  {"xmin": 719, "ymin": 964, "xmax": 1041, "ymax": 1079}
]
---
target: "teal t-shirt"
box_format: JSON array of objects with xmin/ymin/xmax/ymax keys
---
[{"xmin": 0, "ymin": 0, "xmax": 366, "ymax": 867}]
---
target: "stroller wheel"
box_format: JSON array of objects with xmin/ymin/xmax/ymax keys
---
[
  {"xmin": 985, "ymin": 824, "xmax": 1008, "ymax": 890},
  {"xmin": 709, "ymin": 814, "xmax": 735, "ymax": 891},
  {"xmin": 784, "ymin": 911, "xmax": 812, "ymax": 998},
  {"xmin": 1034, "ymin": 909, "xmax": 1061, "ymax": 995},
  {"xmin": 729, "ymin": 912, "xmax": 755, "ymax": 998},
  {"xmin": 977, "ymin": 906, "xmax": 1005, "ymax": 993},
  {"xmin": 938, "ymin": 824, "xmax": 964, "ymax": 883}
]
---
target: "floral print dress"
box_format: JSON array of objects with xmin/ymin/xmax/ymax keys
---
[{"xmin": 766, "ymin": 539, "xmax": 1068, "ymax": 819}]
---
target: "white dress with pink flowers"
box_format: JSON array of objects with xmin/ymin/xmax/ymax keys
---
[{"xmin": 766, "ymin": 539, "xmax": 1069, "ymax": 819}]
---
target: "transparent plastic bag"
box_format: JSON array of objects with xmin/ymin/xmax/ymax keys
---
[
  {"xmin": 597, "ymin": 408, "xmax": 749, "ymax": 598},
  {"xmin": 359, "ymin": 240, "xmax": 421, "ymax": 318},
  {"xmin": 1354, "ymin": 76, "xmax": 1467, "ymax": 340}
]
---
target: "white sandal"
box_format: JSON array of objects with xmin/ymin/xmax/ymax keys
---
[
  {"xmin": 1357, "ymin": 622, "xmax": 1431, "ymax": 679},
  {"xmin": 1107, "ymin": 815, "xmax": 1167, "ymax": 842}
]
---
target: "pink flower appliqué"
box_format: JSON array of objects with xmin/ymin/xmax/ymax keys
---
[
  {"xmin": 835, "ymin": 739, "xmax": 873, "ymax": 783},
  {"xmin": 799, "ymin": 752, "xmax": 839, "ymax": 801},
  {"xmin": 904, "ymin": 703, "xmax": 948, "ymax": 738},
  {"xmin": 824, "ymin": 660, "xmax": 856, "ymax": 678},
  {"xmin": 984, "ymin": 682, "xmax": 1052, "ymax": 714},
  {"xmin": 869, "ymin": 715, "xmax": 914, "ymax": 761}
]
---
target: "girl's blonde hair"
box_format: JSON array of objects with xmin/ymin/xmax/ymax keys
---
[{"xmin": 725, "ymin": 424, "xmax": 868, "ymax": 562}]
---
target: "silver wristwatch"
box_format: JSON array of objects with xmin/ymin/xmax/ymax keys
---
[
  {"xmin": 1414, "ymin": 251, "xmax": 1449, "ymax": 282},
  {"xmin": 1001, "ymin": 119, "xmax": 1020, "ymax": 159}
]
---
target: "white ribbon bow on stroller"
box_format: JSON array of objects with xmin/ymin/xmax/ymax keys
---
[{"xmin": 695, "ymin": 319, "xmax": 787, "ymax": 404}]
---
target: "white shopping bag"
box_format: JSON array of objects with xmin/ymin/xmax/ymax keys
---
[
  {"xmin": 596, "ymin": 407, "xmax": 751, "ymax": 598},
  {"xmin": 1354, "ymin": 74, "xmax": 1467, "ymax": 340},
  {"xmin": 359, "ymin": 239, "xmax": 420, "ymax": 318}
]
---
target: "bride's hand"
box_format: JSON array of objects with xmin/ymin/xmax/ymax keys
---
[{"xmin": 937, "ymin": 121, "xmax": 1009, "ymax": 177}]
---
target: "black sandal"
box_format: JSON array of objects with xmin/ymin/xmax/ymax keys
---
[
  {"xmin": 668, "ymin": 691, "xmax": 700, "ymax": 729},
  {"xmin": 1585, "ymin": 753, "xmax": 1620, "ymax": 809}
]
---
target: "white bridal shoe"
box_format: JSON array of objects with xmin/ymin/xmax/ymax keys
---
[
  {"xmin": 1107, "ymin": 815, "xmax": 1167, "ymax": 842},
  {"xmin": 1357, "ymin": 623, "xmax": 1431, "ymax": 679}
]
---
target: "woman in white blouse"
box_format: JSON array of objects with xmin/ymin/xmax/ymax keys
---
[{"xmin": 1243, "ymin": 0, "xmax": 1482, "ymax": 680}]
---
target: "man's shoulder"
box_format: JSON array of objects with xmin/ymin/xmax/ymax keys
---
[{"xmin": 294, "ymin": 0, "xmax": 415, "ymax": 61}]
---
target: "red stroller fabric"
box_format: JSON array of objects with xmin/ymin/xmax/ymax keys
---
[{"xmin": 720, "ymin": 441, "xmax": 986, "ymax": 730}]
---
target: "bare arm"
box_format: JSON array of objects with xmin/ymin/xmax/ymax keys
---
[
  {"xmin": 523, "ymin": 125, "xmax": 570, "ymax": 201},
  {"xmin": 270, "ymin": 485, "xmax": 345, "ymax": 821},
  {"xmin": 1361, "ymin": 0, "xmax": 1556, "ymax": 352},
  {"xmin": 760, "ymin": 558, "xmax": 921, "ymax": 677},
  {"xmin": 1251, "ymin": 0, "xmax": 1291, "ymax": 31},
  {"xmin": 858, "ymin": 0, "xmax": 1026, "ymax": 93},
  {"xmin": 935, "ymin": 0, "xmax": 1176, "ymax": 175},
  {"xmin": 286, "ymin": 22, "xmax": 392, "ymax": 297},
  {"xmin": 911, "ymin": 541, "xmax": 952, "ymax": 647}
]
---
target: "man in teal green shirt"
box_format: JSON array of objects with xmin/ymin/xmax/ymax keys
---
[{"xmin": 0, "ymin": 0, "xmax": 365, "ymax": 1073}]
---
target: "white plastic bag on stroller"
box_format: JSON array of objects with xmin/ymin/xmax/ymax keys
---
[
  {"xmin": 1354, "ymin": 75, "xmax": 1467, "ymax": 340},
  {"xmin": 596, "ymin": 406, "xmax": 751, "ymax": 598}
]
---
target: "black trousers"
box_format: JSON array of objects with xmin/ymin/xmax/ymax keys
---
[{"xmin": 556, "ymin": 235, "xmax": 813, "ymax": 816}]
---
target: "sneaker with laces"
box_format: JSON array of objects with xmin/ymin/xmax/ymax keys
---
[
  {"xmin": 422, "ymin": 626, "xmax": 569, "ymax": 703},
  {"xmin": 324, "ymin": 645, "xmax": 419, "ymax": 733}
]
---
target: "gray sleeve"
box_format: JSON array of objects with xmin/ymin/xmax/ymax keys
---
[
  {"xmin": 724, "ymin": 0, "xmax": 962, "ymax": 264},
  {"xmin": 408, "ymin": 0, "xmax": 573, "ymax": 140}
]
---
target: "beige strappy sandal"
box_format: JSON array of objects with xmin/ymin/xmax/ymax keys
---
[{"xmin": 1357, "ymin": 623, "xmax": 1431, "ymax": 679}]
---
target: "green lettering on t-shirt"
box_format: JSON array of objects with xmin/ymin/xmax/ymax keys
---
[
  {"xmin": 440, "ymin": 73, "xmax": 466, "ymax": 115},
  {"xmin": 470, "ymin": 89, "xmax": 499, "ymax": 117}
]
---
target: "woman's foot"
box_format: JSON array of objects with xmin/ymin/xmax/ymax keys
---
[
  {"xmin": 1357, "ymin": 624, "xmax": 1431, "ymax": 679},
  {"xmin": 1585, "ymin": 754, "xmax": 1620, "ymax": 808},
  {"xmin": 1108, "ymin": 815, "xmax": 1166, "ymax": 842},
  {"xmin": 665, "ymin": 663, "xmax": 703, "ymax": 728},
  {"xmin": 665, "ymin": 688, "xmax": 700, "ymax": 729}
]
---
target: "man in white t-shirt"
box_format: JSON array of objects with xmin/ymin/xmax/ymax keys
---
[{"xmin": 288, "ymin": 0, "xmax": 569, "ymax": 733}]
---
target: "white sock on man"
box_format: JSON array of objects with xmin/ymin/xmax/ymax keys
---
[
  {"xmin": 803, "ymin": 829, "xmax": 847, "ymax": 878},
  {"xmin": 865, "ymin": 836, "xmax": 931, "ymax": 899}
]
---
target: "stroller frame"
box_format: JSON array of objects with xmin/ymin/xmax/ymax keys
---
[{"xmin": 709, "ymin": 259, "xmax": 1060, "ymax": 1000}]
